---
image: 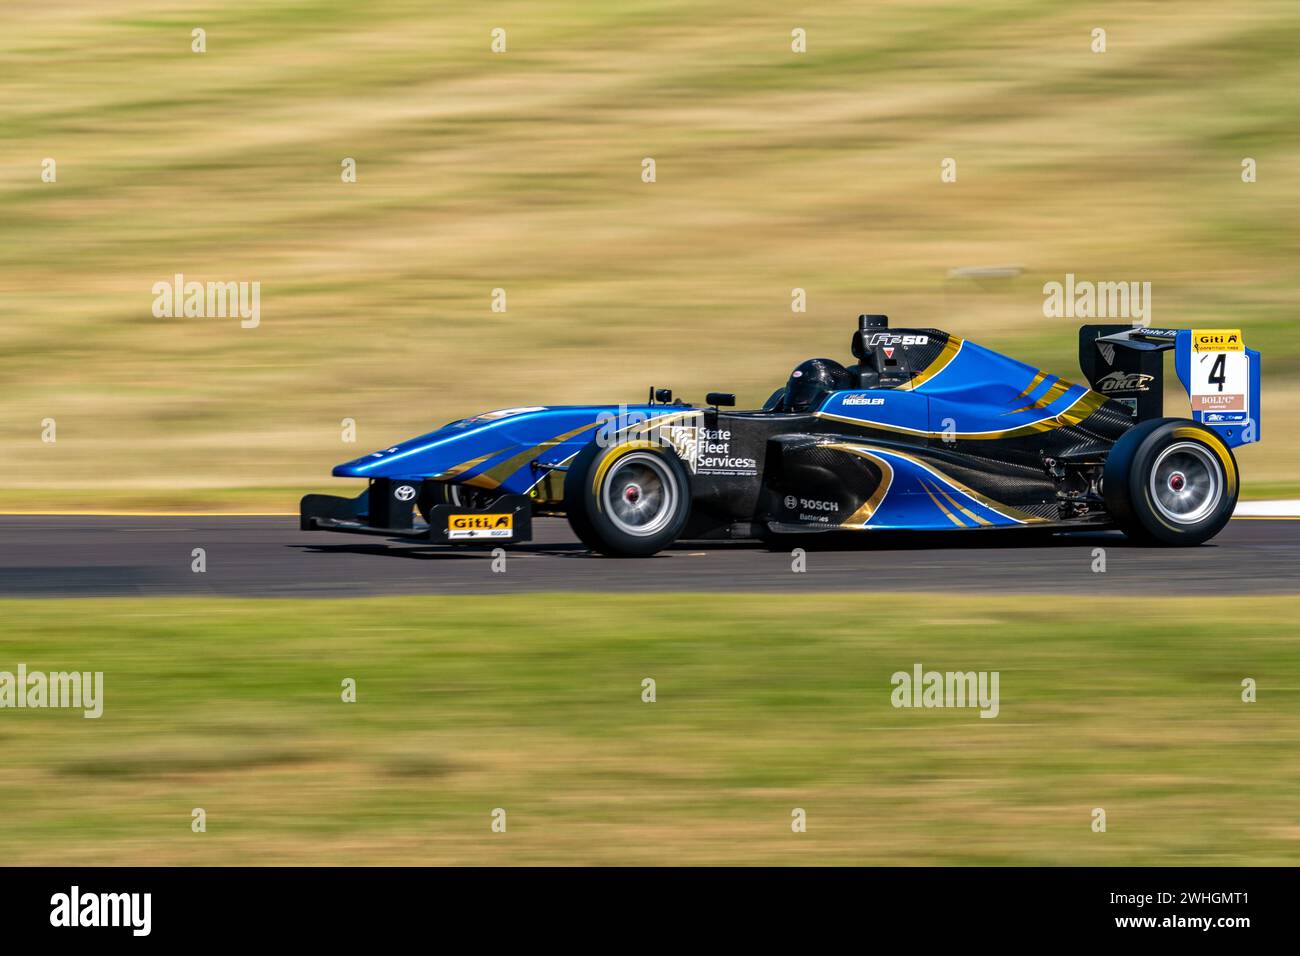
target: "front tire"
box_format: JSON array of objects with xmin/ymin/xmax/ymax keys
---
[
  {"xmin": 418, "ymin": 481, "xmax": 484, "ymax": 522},
  {"xmin": 1103, "ymin": 418, "xmax": 1238, "ymax": 546},
  {"xmin": 564, "ymin": 442, "xmax": 691, "ymax": 556}
]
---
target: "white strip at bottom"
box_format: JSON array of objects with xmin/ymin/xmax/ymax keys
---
[{"xmin": 1234, "ymin": 499, "xmax": 1300, "ymax": 518}]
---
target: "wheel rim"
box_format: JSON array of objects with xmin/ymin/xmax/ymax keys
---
[
  {"xmin": 602, "ymin": 453, "xmax": 677, "ymax": 537},
  {"xmin": 1149, "ymin": 441, "xmax": 1221, "ymax": 525}
]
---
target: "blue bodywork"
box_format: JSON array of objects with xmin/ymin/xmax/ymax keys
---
[
  {"xmin": 817, "ymin": 337, "xmax": 1098, "ymax": 439},
  {"xmin": 823, "ymin": 444, "xmax": 1039, "ymax": 530},
  {"xmin": 334, "ymin": 405, "xmax": 690, "ymax": 494}
]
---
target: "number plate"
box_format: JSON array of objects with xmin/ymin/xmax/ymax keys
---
[{"xmin": 1190, "ymin": 329, "xmax": 1249, "ymax": 424}]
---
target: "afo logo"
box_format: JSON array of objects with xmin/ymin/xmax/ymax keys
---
[
  {"xmin": 393, "ymin": 484, "xmax": 417, "ymax": 501},
  {"xmin": 867, "ymin": 333, "xmax": 928, "ymax": 347}
]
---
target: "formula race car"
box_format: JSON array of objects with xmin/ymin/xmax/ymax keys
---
[{"xmin": 301, "ymin": 315, "xmax": 1260, "ymax": 556}]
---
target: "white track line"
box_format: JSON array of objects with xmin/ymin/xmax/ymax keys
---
[{"xmin": 1233, "ymin": 499, "xmax": 1300, "ymax": 518}]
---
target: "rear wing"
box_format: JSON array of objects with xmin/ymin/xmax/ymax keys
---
[{"xmin": 1079, "ymin": 325, "xmax": 1260, "ymax": 448}]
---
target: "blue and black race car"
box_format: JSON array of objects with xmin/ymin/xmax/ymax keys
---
[{"xmin": 301, "ymin": 314, "xmax": 1260, "ymax": 556}]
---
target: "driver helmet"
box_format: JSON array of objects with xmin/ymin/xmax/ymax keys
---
[{"xmin": 786, "ymin": 358, "xmax": 849, "ymax": 412}]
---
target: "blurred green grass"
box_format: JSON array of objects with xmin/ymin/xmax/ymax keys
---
[
  {"xmin": 0, "ymin": 592, "xmax": 1296, "ymax": 864},
  {"xmin": 2, "ymin": 1, "xmax": 1298, "ymax": 506}
]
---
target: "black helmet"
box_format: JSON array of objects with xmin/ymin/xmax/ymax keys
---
[{"xmin": 786, "ymin": 358, "xmax": 849, "ymax": 412}]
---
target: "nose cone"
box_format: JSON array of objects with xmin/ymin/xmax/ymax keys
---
[
  {"xmin": 332, "ymin": 422, "xmax": 467, "ymax": 478},
  {"xmin": 329, "ymin": 405, "xmax": 600, "ymax": 481},
  {"xmin": 333, "ymin": 446, "xmax": 412, "ymax": 478},
  {"xmin": 329, "ymin": 403, "xmax": 687, "ymax": 490}
]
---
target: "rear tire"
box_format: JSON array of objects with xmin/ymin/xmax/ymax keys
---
[
  {"xmin": 1103, "ymin": 418, "xmax": 1238, "ymax": 546},
  {"xmin": 564, "ymin": 442, "xmax": 691, "ymax": 557}
]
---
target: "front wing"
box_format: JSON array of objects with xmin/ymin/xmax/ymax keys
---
[{"xmin": 300, "ymin": 478, "xmax": 534, "ymax": 544}]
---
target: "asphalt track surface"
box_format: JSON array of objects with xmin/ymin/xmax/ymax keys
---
[{"xmin": 0, "ymin": 515, "xmax": 1295, "ymax": 597}]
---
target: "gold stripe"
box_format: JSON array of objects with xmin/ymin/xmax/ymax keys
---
[
  {"xmin": 905, "ymin": 337, "xmax": 963, "ymax": 391},
  {"xmin": 435, "ymin": 450, "xmax": 505, "ymax": 480},
  {"xmin": 934, "ymin": 483, "xmax": 993, "ymax": 526},
  {"xmin": 955, "ymin": 387, "xmax": 1107, "ymax": 440},
  {"xmin": 460, "ymin": 410, "xmax": 701, "ymax": 491},
  {"xmin": 824, "ymin": 442, "xmax": 1046, "ymax": 524},
  {"xmin": 463, "ymin": 422, "xmax": 601, "ymax": 489},
  {"xmin": 898, "ymin": 450, "xmax": 1046, "ymax": 522},
  {"xmin": 464, "ymin": 409, "xmax": 695, "ymax": 499},
  {"xmin": 815, "ymin": 386, "xmax": 1107, "ymax": 441},
  {"xmin": 1009, "ymin": 371, "xmax": 1048, "ymax": 404},
  {"xmin": 837, "ymin": 451, "xmax": 895, "ymax": 526},
  {"xmin": 1002, "ymin": 379, "xmax": 1069, "ymax": 416},
  {"xmin": 920, "ymin": 479, "xmax": 966, "ymax": 527}
]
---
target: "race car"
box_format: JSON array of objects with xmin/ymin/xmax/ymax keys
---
[{"xmin": 300, "ymin": 315, "xmax": 1260, "ymax": 556}]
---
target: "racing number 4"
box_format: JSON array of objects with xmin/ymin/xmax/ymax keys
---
[
  {"xmin": 1208, "ymin": 353, "xmax": 1226, "ymax": 393},
  {"xmin": 1189, "ymin": 344, "xmax": 1248, "ymax": 421}
]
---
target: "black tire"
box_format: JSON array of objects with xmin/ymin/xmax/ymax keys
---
[
  {"xmin": 564, "ymin": 441, "xmax": 691, "ymax": 556},
  {"xmin": 1103, "ymin": 418, "xmax": 1238, "ymax": 546},
  {"xmin": 562, "ymin": 444, "xmax": 604, "ymax": 553}
]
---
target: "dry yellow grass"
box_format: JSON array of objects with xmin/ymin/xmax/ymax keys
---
[{"xmin": 2, "ymin": 1, "xmax": 1298, "ymax": 506}]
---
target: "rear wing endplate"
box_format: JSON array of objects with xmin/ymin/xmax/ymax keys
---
[{"xmin": 1079, "ymin": 325, "xmax": 1260, "ymax": 448}]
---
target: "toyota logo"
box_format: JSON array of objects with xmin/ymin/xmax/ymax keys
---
[{"xmin": 394, "ymin": 485, "xmax": 416, "ymax": 502}]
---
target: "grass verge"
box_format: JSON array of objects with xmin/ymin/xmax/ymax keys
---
[{"xmin": 1, "ymin": 593, "xmax": 1297, "ymax": 865}]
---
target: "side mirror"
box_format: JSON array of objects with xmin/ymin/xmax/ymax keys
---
[
  {"xmin": 706, "ymin": 392, "xmax": 736, "ymax": 408},
  {"xmin": 654, "ymin": 388, "xmax": 673, "ymax": 403}
]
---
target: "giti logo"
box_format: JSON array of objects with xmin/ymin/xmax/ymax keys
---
[
  {"xmin": 1192, "ymin": 329, "xmax": 1244, "ymax": 352},
  {"xmin": 450, "ymin": 514, "xmax": 512, "ymax": 531},
  {"xmin": 447, "ymin": 513, "xmax": 514, "ymax": 540}
]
